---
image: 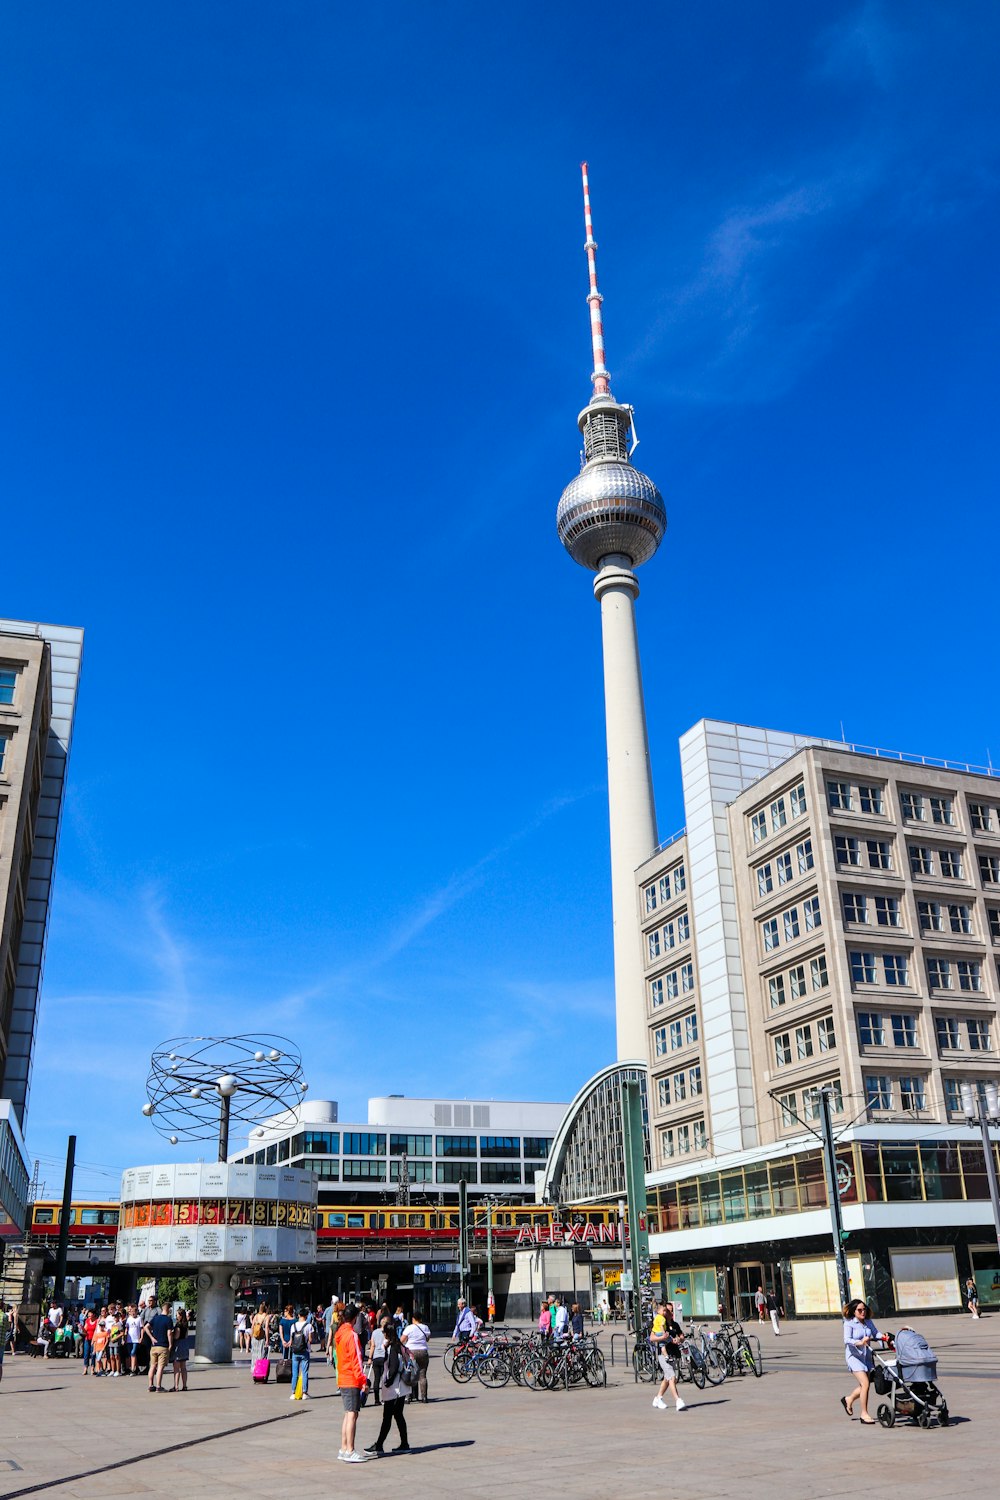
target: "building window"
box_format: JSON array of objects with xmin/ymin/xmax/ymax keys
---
[
  {"xmin": 668, "ymin": 1021, "xmax": 682, "ymax": 1051},
  {"xmin": 771, "ymin": 797, "xmax": 787, "ymax": 832},
  {"xmin": 944, "ymin": 1078, "xmax": 962, "ymax": 1115},
  {"xmin": 783, "ymin": 907, "xmax": 800, "ymax": 942},
  {"xmin": 927, "ymin": 958, "xmax": 952, "ymax": 990},
  {"xmin": 967, "ymin": 1019, "xmax": 991, "ymax": 1051},
  {"xmin": 803, "ymin": 897, "xmax": 820, "ymax": 932},
  {"xmin": 671, "ymin": 1069, "xmax": 687, "ymax": 1102},
  {"xmin": 664, "ymin": 969, "xmax": 679, "ymax": 1001},
  {"xmin": 689, "ymin": 1064, "xmax": 703, "ymax": 1097},
  {"xmin": 850, "ymin": 951, "xmax": 877, "ymax": 985},
  {"xmin": 774, "ymin": 1032, "xmax": 792, "ymax": 1066},
  {"xmin": 891, "ymin": 1013, "xmax": 917, "ymax": 1047},
  {"xmin": 859, "ymin": 784, "xmax": 884, "ymax": 815},
  {"xmin": 818, "ymin": 1016, "xmax": 836, "ymax": 1052},
  {"xmin": 757, "ymin": 864, "xmax": 773, "ymax": 899},
  {"xmin": 957, "ymin": 960, "xmax": 982, "ymax": 992},
  {"xmin": 795, "ymin": 1024, "xmax": 814, "ymax": 1060},
  {"xmin": 390, "ymin": 1134, "xmax": 432, "ymax": 1157},
  {"xmin": 789, "ymin": 964, "xmax": 807, "ymax": 999},
  {"xmin": 811, "ymin": 954, "xmax": 829, "ymax": 990},
  {"xmin": 648, "ymin": 931, "xmax": 661, "ymax": 961},
  {"xmin": 867, "ymin": 839, "xmax": 893, "ymax": 870},
  {"xmin": 919, "ymin": 900, "xmax": 944, "ymax": 933},
  {"xmin": 302, "ymin": 1130, "xmax": 340, "ymax": 1154},
  {"xmin": 658, "ymin": 875, "xmax": 671, "ymax": 905},
  {"xmin": 0, "ymin": 735, "xmax": 8, "ymax": 775},
  {"xmin": 0, "ymin": 670, "xmax": 15, "ymax": 705},
  {"xmin": 479, "ymin": 1136, "xmax": 520, "ymax": 1157},
  {"xmin": 692, "ymin": 1120, "xmax": 708, "ymax": 1150},
  {"xmin": 672, "ymin": 863, "xmax": 687, "ymax": 896},
  {"xmin": 969, "ymin": 802, "xmax": 994, "ymax": 833},
  {"xmin": 901, "ymin": 792, "xmax": 925, "ymax": 822},
  {"xmin": 802, "ymin": 1087, "xmax": 822, "ymax": 1122},
  {"xmin": 481, "ymin": 1162, "xmax": 521, "ymax": 1184},
  {"xmin": 523, "ymin": 1137, "xmax": 552, "ymax": 1158},
  {"xmin": 936, "ymin": 1017, "xmax": 961, "ymax": 1051},
  {"xmin": 909, "ymin": 845, "xmax": 933, "ymax": 876},
  {"xmin": 835, "ymin": 836, "xmax": 860, "ymax": 868},
  {"xmin": 657, "ymin": 1075, "xmax": 671, "ymax": 1108},
  {"xmin": 675, "ymin": 1124, "xmax": 692, "ymax": 1155},
  {"xmin": 899, "ymin": 1075, "xmax": 926, "ymax": 1111},
  {"xmin": 777, "ymin": 1092, "xmax": 797, "ymax": 1127},
  {"xmin": 663, "ymin": 919, "xmax": 677, "ymax": 950},
  {"xmin": 865, "ymin": 1075, "xmax": 893, "ymax": 1110},
  {"xmin": 650, "ymin": 978, "xmax": 664, "ymax": 1008},
  {"xmin": 436, "ymin": 1135, "xmax": 477, "ymax": 1156},
  {"xmin": 989, "ymin": 908, "xmax": 1000, "ymax": 940},
  {"xmin": 684, "ymin": 1011, "xmax": 699, "ymax": 1045},
  {"xmin": 768, "ymin": 975, "xmax": 785, "ymax": 1009},
  {"xmin": 644, "ymin": 882, "xmax": 658, "ymax": 914},
  {"xmin": 979, "ymin": 855, "xmax": 1000, "ymax": 885},
  {"xmin": 874, "ymin": 896, "xmax": 900, "ymax": 928},
  {"xmin": 883, "ymin": 953, "xmax": 909, "ymax": 987},
  {"xmin": 681, "ymin": 961, "xmax": 695, "ymax": 993},
  {"xmin": 436, "ymin": 1162, "xmax": 477, "ymax": 1184},
  {"xmin": 775, "ymin": 851, "xmax": 793, "ymax": 886},
  {"xmin": 827, "ymin": 780, "xmax": 852, "ymax": 811},
  {"xmin": 930, "ymin": 796, "xmax": 954, "ymax": 826},
  {"xmin": 677, "ymin": 912, "xmax": 690, "ymax": 942},
  {"xmin": 948, "ymin": 903, "xmax": 973, "ymax": 935},
  {"xmin": 751, "ymin": 811, "xmax": 768, "ymax": 845},
  {"xmin": 342, "ymin": 1160, "xmax": 386, "ymax": 1181},
  {"xmin": 796, "ymin": 838, "xmax": 814, "ymax": 874},
  {"xmin": 342, "ymin": 1132, "xmax": 386, "ymax": 1156},
  {"xmin": 858, "ymin": 1012, "xmax": 885, "ymax": 1046},
  {"xmin": 790, "ymin": 784, "xmax": 807, "ymax": 818},
  {"xmin": 843, "ymin": 893, "xmax": 868, "ymax": 925},
  {"xmin": 762, "ymin": 918, "xmax": 779, "ymax": 953},
  {"xmin": 940, "ymin": 849, "xmax": 963, "ymax": 879},
  {"xmin": 660, "ymin": 1129, "xmax": 675, "ymax": 1159}
]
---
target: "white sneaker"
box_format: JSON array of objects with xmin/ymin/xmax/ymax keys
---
[
  {"xmin": 652, "ymin": 1396, "xmax": 667, "ymax": 1409},
  {"xmin": 300, "ymin": 1392, "xmax": 309, "ymax": 1399},
  {"xmin": 337, "ymin": 1451, "xmax": 347, "ymax": 1460},
  {"xmin": 675, "ymin": 1398, "xmax": 687, "ymax": 1411},
  {"xmin": 343, "ymin": 1452, "xmax": 369, "ymax": 1463}
]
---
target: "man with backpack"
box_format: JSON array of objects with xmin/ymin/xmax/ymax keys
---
[{"xmin": 288, "ymin": 1306, "xmax": 312, "ymax": 1399}]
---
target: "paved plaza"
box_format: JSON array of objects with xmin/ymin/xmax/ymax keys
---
[{"xmin": 0, "ymin": 1316, "xmax": 995, "ymax": 1499}]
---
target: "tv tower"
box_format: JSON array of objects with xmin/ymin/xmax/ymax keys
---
[{"xmin": 557, "ymin": 163, "xmax": 667, "ymax": 1062}]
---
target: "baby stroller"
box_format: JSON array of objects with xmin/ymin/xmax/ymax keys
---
[{"xmin": 873, "ymin": 1328, "xmax": 949, "ymax": 1428}]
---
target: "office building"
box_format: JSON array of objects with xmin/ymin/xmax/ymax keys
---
[
  {"xmin": 0, "ymin": 619, "xmax": 84, "ymax": 1231},
  {"xmin": 637, "ymin": 719, "xmax": 1000, "ymax": 1319}
]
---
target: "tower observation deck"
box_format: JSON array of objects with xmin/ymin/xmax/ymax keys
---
[{"xmin": 556, "ymin": 164, "xmax": 666, "ymax": 1062}]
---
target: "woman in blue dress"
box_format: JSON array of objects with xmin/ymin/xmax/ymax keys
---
[{"xmin": 842, "ymin": 1299, "xmax": 880, "ymax": 1424}]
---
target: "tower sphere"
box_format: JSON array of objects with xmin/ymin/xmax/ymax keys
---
[{"xmin": 557, "ymin": 456, "xmax": 666, "ymax": 571}]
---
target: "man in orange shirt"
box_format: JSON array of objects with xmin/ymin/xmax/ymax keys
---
[{"xmin": 335, "ymin": 1304, "xmax": 369, "ymax": 1463}]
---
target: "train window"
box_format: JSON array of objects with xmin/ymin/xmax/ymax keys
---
[
  {"xmin": 588, "ymin": 1213, "xmax": 604, "ymax": 1226},
  {"xmin": 347, "ymin": 1214, "xmax": 365, "ymax": 1229},
  {"xmin": 514, "ymin": 1213, "xmax": 532, "ymax": 1225},
  {"xmin": 389, "ymin": 1214, "xmax": 407, "ymax": 1228},
  {"xmin": 369, "ymin": 1214, "xmax": 385, "ymax": 1229},
  {"xmin": 498, "ymin": 1213, "xmax": 513, "ymax": 1227},
  {"xmin": 408, "ymin": 1214, "xmax": 426, "ymax": 1228},
  {"xmin": 448, "ymin": 1213, "xmax": 459, "ymax": 1229},
  {"xmin": 34, "ymin": 1209, "xmax": 56, "ymax": 1224},
  {"xmin": 327, "ymin": 1214, "xmax": 346, "ymax": 1228}
]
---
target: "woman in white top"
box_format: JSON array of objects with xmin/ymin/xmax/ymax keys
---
[{"xmin": 401, "ymin": 1316, "xmax": 430, "ymax": 1403}]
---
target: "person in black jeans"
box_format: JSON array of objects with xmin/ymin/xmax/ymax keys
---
[{"xmin": 364, "ymin": 1325, "xmax": 410, "ymax": 1456}]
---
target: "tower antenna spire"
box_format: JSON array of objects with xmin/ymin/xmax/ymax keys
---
[{"xmin": 581, "ymin": 162, "xmax": 611, "ymax": 397}]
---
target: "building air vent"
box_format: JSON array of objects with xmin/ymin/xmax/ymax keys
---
[
  {"xmin": 472, "ymin": 1105, "xmax": 490, "ymax": 1127},
  {"xmin": 453, "ymin": 1104, "xmax": 472, "ymax": 1128},
  {"xmin": 433, "ymin": 1104, "xmax": 452, "ymax": 1127}
]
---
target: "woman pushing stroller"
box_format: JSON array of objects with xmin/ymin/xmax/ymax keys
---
[{"xmin": 841, "ymin": 1299, "xmax": 883, "ymax": 1424}]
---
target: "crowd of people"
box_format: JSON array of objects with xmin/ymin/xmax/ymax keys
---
[{"xmin": 2, "ymin": 1298, "xmax": 192, "ymax": 1392}]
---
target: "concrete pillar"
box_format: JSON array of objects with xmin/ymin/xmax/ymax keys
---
[
  {"xmin": 193, "ymin": 1264, "xmax": 236, "ymax": 1364},
  {"xmin": 594, "ymin": 558, "xmax": 658, "ymax": 1062}
]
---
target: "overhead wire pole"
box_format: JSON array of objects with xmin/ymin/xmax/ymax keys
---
[
  {"xmin": 53, "ymin": 1135, "xmax": 76, "ymax": 1303},
  {"xmin": 818, "ymin": 1089, "xmax": 851, "ymax": 1308}
]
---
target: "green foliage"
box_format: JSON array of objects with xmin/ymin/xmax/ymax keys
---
[{"xmin": 157, "ymin": 1275, "xmax": 198, "ymax": 1312}]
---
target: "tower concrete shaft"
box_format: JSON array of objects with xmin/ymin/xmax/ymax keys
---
[{"xmin": 595, "ymin": 560, "xmax": 658, "ymax": 1060}]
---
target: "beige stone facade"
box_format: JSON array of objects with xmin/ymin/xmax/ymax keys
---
[
  {"xmin": 0, "ymin": 637, "xmax": 51, "ymax": 1086},
  {"xmin": 639, "ymin": 722, "xmax": 1000, "ymax": 1175}
]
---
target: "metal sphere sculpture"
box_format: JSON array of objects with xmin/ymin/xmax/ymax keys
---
[{"xmin": 143, "ymin": 1034, "xmax": 307, "ymax": 1146}]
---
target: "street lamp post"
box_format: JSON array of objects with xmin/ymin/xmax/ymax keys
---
[{"xmin": 961, "ymin": 1081, "xmax": 1000, "ymax": 1258}]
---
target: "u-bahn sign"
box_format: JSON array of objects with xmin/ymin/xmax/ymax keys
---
[{"xmin": 115, "ymin": 1163, "xmax": 317, "ymax": 1267}]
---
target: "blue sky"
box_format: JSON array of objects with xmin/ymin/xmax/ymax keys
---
[{"xmin": 4, "ymin": 2, "xmax": 999, "ymax": 1196}]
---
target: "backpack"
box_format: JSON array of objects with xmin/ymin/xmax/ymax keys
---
[
  {"xmin": 290, "ymin": 1325, "xmax": 308, "ymax": 1356},
  {"xmin": 251, "ymin": 1314, "xmax": 266, "ymax": 1341}
]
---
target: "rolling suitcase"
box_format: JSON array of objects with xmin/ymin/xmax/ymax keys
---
[
  {"xmin": 252, "ymin": 1356, "xmax": 270, "ymax": 1384},
  {"xmin": 275, "ymin": 1357, "xmax": 292, "ymax": 1384}
]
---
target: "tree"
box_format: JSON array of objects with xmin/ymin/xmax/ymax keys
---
[{"xmin": 157, "ymin": 1275, "xmax": 198, "ymax": 1313}]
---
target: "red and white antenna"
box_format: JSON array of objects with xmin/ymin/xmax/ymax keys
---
[{"xmin": 581, "ymin": 162, "xmax": 611, "ymax": 397}]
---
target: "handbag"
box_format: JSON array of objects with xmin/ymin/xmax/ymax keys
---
[
  {"xmin": 252, "ymin": 1356, "xmax": 270, "ymax": 1384},
  {"xmin": 872, "ymin": 1364, "xmax": 891, "ymax": 1396}
]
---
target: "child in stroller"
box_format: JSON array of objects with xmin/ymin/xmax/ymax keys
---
[{"xmin": 873, "ymin": 1326, "xmax": 949, "ymax": 1428}]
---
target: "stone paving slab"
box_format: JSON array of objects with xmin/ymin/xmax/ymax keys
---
[{"xmin": 0, "ymin": 1315, "xmax": 995, "ymax": 1500}]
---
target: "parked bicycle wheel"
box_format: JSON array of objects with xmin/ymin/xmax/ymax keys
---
[
  {"xmin": 632, "ymin": 1342, "xmax": 658, "ymax": 1383},
  {"xmin": 476, "ymin": 1352, "xmax": 511, "ymax": 1388}
]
